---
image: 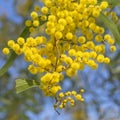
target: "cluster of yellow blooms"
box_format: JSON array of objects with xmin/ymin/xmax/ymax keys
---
[
  {"xmin": 3, "ymin": 0, "xmax": 117, "ymax": 110},
  {"xmin": 54, "ymin": 89, "xmax": 85, "ymax": 110}
]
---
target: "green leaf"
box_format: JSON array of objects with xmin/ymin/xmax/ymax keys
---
[
  {"xmin": 98, "ymin": 0, "xmax": 120, "ymax": 6},
  {"xmin": 0, "ymin": 52, "xmax": 17, "ymax": 77},
  {"xmin": 99, "ymin": 13, "xmax": 120, "ymax": 47},
  {"xmin": 106, "ymin": 0, "xmax": 120, "ymax": 6},
  {"xmin": 16, "ymin": 79, "xmax": 40, "ymax": 94}
]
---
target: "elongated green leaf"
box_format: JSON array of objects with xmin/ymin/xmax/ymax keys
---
[
  {"xmin": 98, "ymin": 0, "xmax": 120, "ymax": 6},
  {"xmin": 99, "ymin": 13, "xmax": 120, "ymax": 47},
  {"xmin": 16, "ymin": 79, "xmax": 40, "ymax": 94},
  {"xmin": 0, "ymin": 52, "xmax": 17, "ymax": 77},
  {"xmin": 107, "ymin": 0, "xmax": 120, "ymax": 6}
]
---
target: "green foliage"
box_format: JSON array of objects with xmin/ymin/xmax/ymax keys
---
[
  {"xmin": 0, "ymin": 52, "xmax": 17, "ymax": 77},
  {"xmin": 106, "ymin": 0, "xmax": 120, "ymax": 6},
  {"xmin": 16, "ymin": 79, "xmax": 40, "ymax": 94},
  {"xmin": 98, "ymin": 0, "xmax": 120, "ymax": 6}
]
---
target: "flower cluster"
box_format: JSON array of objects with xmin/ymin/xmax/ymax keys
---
[
  {"xmin": 54, "ymin": 89, "xmax": 85, "ymax": 110},
  {"xmin": 3, "ymin": 0, "xmax": 117, "ymax": 109}
]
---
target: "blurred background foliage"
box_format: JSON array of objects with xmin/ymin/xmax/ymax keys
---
[{"xmin": 0, "ymin": 0, "xmax": 120, "ymax": 120}]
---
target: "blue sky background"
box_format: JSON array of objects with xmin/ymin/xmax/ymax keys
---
[{"xmin": 0, "ymin": 0, "xmax": 22, "ymax": 24}]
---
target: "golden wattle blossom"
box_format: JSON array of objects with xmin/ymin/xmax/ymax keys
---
[{"xmin": 3, "ymin": 0, "xmax": 117, "ymax": 109}]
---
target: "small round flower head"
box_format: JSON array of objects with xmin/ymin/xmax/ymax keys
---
[
  {"xmin": 2, "ymin": 48, "xmax": 10, "ymax": 55},
  {"xmin": 110, "ymin": 45, "xmax": 116, "ymax": 52},
  {"xmin": 30, "ymin": 11, "xmax": 38, "ymax": 19},
  {"xmin": 7, "ymin": 40, "xmax": 15, "ymax": 48},
  {"xmin": 17, "ymin": 37, "xmax": 25, "ymax": 45},
  {"xmin": 80, "ymin": 89, "xmax": 85, "ymax": 93},
  {"xmin": 78, "ymin": 36, "xmax": 86, "ymax": 44},
  {"xmin": 97, "ymin": 54, "xmax": 104, "ymax": 63},
  {"xmin": 25, "ymin": 20, "xmax": 32, "ymax": 27},
  {"xmin": 68, "ymin": 49, "xmax": 76, "ymax": 56},
  {"xmin": 41, "ymin": 7, "xmax": 49, "ymax": 14},
  {"xmin": 100, "ymin": 1, "xmax": 108, "ymax": 9},
  {"xmin": 55, "ymin": 31, "xmax": 63, "ymax": 39},
  {"xmin": 34, "ymin": 5, "xmax": 41, "ymax": 12},
  {"xmin": 104, "ymin": 57, "xmax": 110, "ymax": 64},
  {"xmin": 66, "ymin": 32, "xmax": 73, "ymax": 40},
  {"xmin": 33, "ymin": 20, "xmax": 40, "ymax": 27}
]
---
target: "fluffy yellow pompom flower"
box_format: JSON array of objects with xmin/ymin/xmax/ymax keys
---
[
  {"xmin": 59, "ymin": 92, "xmax": 64, "ymax": 98},
  {"xmin": 78, "ymin": 36, "xmax": 86, "ymax": 44},
  {"xmin": 58, "ymin": 18, "xmax": 67, "ymax": 26},
  {"xmin": 71, "ymin": 62, "xmax": 80, "ymax": 70},
  {"xmin": 2, "ymin": 48, "xmax": 10, "ymax": 55},
  {"xmin": 95, "ymin": 35, "xmax": 103, "ymax": 42},
  {"xmin": 25, "ymin": 20, "xmax": 32, "ymax": 27},
  {"xmin": 17, "ymin": 37, "xmax": 25, "ymax": 45},
  {"xmin": 41, "ymin": 7, "xmax": 48, "ymax": 14},
  {"xmin": 100, "ymin": 1, "xmax": 108, "ymax": 9},
  {"xmin": 97, "ymin": 54, "xmax": 104, "ymax": 63},
  {"xmin": 104, "ymin": 57, "xmax": 110, "ymax": 64},
  {"xmin": 68, "ymin": 49, "xmax": 76, "ymax": 56},
  {"xmin": 104, "ymin": 34, "xmax": 111, "ymax": 40},
  {"xmin": 92, "ymin": 10, "xmax": 100, "ymax": 17},
  {"xmin": 33, "ymin": 20, "xmax": 40, "ymax": 27},
  {"xmin": 30, "ymin": 11, "xmax": 38, "ymax": 19},
  {"xmin": 34, "ymin": 5, "xmax": 41, "ymax": 12},
  {"xmin": 55, "ymin": 31, "xmax": 63, "ymax": 39},
  {"xmin": 75, "ymin": 94, "xmax": 83, "ymax": 101},
  {"xmin": 110, "ymin": 45, "xmax": 116, "ymax": 52},
  {"xmin": 7, "ymin": 40, "xmax": 15, "ymax": 48},
  {"xmin": 66, "ymin": 32, "xmax": 73, "ymax": 40}
]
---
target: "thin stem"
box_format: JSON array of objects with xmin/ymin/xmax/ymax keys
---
[{"xmin": 55, "ymin": 40, "xmax": 61, "ymax": 71}]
